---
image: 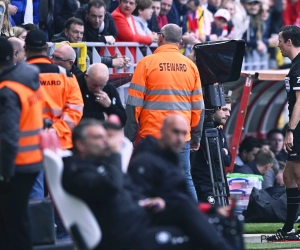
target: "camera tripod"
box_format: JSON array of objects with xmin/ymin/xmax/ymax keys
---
[{"xmin": 202, "ymin": 84, "xmax": 229, "ymax": 207}]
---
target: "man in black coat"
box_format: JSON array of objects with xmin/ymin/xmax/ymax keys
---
[
  {"xmin": 78, "ymin": 63, "xmax": 127, "ymax": 126},
  {"xmin": 62, "ymin": 118, "xmax": 235, "ymax": 250},
  {"xmin": 191, "ymin": 95, "xmax": 232, "ymax": 205},
  {"xmin": 74, "ymin": 0, "xmax": 117, "ymax": 44}
]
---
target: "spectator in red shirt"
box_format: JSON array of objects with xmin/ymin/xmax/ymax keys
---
[
  {"xmin": 112, "ymin": 0, "xmax": 158, "ymax": 44},
  {"xmin": 283, "ymin": 0, "xmax": 300, "ymax": 26}
]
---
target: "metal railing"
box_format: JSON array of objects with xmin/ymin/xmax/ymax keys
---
[{"xmin": 48, "ymin": 41, "xmax": 273, "ymax": 73}]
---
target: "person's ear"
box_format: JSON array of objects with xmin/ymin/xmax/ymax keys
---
[{"xmin": 14, "ymin": 50, "xmax": 18, "ymax": 57}]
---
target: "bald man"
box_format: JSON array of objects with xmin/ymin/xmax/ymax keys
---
[
  {"xmin": 8, "ymin": 37, "xmax": 26, "ymax": 63},
  {"xmin": 129, "ymin": 113, "xmax": 192, "ymax": 200},
  {"xmin": 79, "ymin": 63, "xmax": 127, "ymax": 126},
  {"xmin": 51, "ymin": 44, "xmax": 76, "ymax": 72}
]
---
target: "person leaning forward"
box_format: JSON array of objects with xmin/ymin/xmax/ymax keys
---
[
  {"xmin": 124, "ymin": 24, "xmax": 204, "ymax": 201},
  {"xmin": 25, "ymin": 29, "xmax": 84, "ymax": 150},
  {"xmin": 0, "ymin": 37, "xmax": 44, "ymax": 250}
]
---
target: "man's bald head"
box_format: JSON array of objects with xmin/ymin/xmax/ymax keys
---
[
  {"xmin": 52, "ymin": 44, "xmax": 76, "ymax": 71},
  {"xmin": 85, "ymin": 63, "xmax": 109, "ymax": 94},
  {"xmin": 159, "ymin": 24, "xmax": 182, "ymax": 45},
  {"xmin": 160, "ymin": 114, "xmax": 188, "ymax": 153},
  {"xmin": 8, "ymin": 37, "xmax": 26, "ymax": 63},
  {"xmin": 55, "ymin": 44, "xmax": 76, "ymax": 61}
]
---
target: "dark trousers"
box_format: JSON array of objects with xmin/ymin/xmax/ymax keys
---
[
  {"xmin": 126, "ymin": 198, "xmax": 234, "ymax": 250},
  {"xmin": 0, "ymin": 172, "xmax": 38, "ymax": 250}
]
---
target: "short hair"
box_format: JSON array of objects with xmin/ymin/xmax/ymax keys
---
[
  {"xmin": 255, "ymin": 148, "xmax": 274, "ymax": 166},
  {"xmin": 133, "ymin": 0, "xmax": 153, "ymax": 16},
  {"xmin": 187, "ymin": 0, "xmax": 200, "ymax": 6},
  {"xmin": 238, "ymin": 136, "xmax": 261, "ymax": 154},
  {"xmin": 266, "ymin": 128, "xmax": 284, "ymax": 139},
  {"xmin": 162, "ymin": 24, "xmax": 182, "ymax": 43},
  {"xmin": 87, "ymin": 0, "xmax": 106, "ymax": 13},
  {"xmin": 12, "ymin": 26, "xmax": 26, "ymax": 38},
  {"xmin": 20, "ymin": 23, "xmax": 39, "ymax": 31},
  {"xmin": 72, "ymin": 118, "xmax": 104, "ymax": 146},
  {"xmin": 64, "ymin": 17, "xmax": 84, "ymax": 30},
  {"xmin": 279, "ymin": 25, "xmax": 300, "ymax": 47}
]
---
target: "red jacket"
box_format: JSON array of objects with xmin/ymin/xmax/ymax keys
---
[
  {"xmin": 112, "ymin": 7, "xmax": 152, "ymax": 45},
  {"xmin": 283, "ymin": 0, "xmax": 300, "ymax": 26}
]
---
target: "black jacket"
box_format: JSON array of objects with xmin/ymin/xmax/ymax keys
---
[
  {"xmin": 62, "ymin": 154, "xmax": 150, "ymax": 250},
  {"xmin": 129, "ymin": 136, "xmax": 193, "ymax": 203},
  {"xmin": 0, "ymin": 63, "xmax": 42, "ymax": 177},
  {"xmin": 191, "ymin": 125, "xmax": 232, "ymax": 189},
  {"xmin": 53, "ymin": 0, "xmax": 78, "ymax": 33},
  {"xmin": 74, "ymin": 4, "xmax": 118, "ymax": 43},
  {"xmin": 77, "ymin": 75, "xmax": 127, "ymax": 126}
]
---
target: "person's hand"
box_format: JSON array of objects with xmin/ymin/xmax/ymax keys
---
[
  {"xmin": 8, "ymin": 4, "xmax": 18, "ymax": 15},
  {"xmin": 148, "ymin": 32, "xmax": 158, "ymax": 43},
  {"xmin": 182, "ymin": 32, "xmax": 198, "ymax": 44},
  {"xmin": 138, "ymin": 197, "xmax": 166, "ymax": 213},
  {"xmin": 190, "ymin": 141, "xmax": 200, "ymax": 152},
  {"xmin": 268, "ymin": 36, "xmax": 278, "ymax": 47},
  {"xmin": 209, "ymin": 34, "xmax": 218, "ymax": 41},
  {"xmin": 284, "ymin": 131, "xmax": 294, "ymax": 152},
  {"xmin": 94, "ymin": 91, "xmax": 111, "ymax": 108},
  {"xmin": 256, "ymin": 40, "xmax": 267, "ymax": 52},
  {"xmin": 217, "ymin": 206, "xmax": 231, "ymax": 217},
  {"xmin": 112, "ymin": 57, "xmax": 126, "ymax": 69},
  {"xmin": 104, "ymin": 35, "xmax": 116, "ymax": 45}
]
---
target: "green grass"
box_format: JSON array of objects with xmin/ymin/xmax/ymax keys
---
[
  {"xmin": 244, "ymin": 223, "xmax": 283, "ymax": 234},
  {"xmin": 246, "ymin": 242, "xmax": 300, "ymax": 249}
]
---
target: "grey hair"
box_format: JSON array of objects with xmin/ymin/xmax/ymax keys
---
[{"xmin": 162, "ymin": 24, "xmax": 182, "ymax": 43}]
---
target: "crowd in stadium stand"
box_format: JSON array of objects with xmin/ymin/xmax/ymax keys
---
[{"xmin": 0, "ymin": 0, "xmax": 297, "ymax": 68}]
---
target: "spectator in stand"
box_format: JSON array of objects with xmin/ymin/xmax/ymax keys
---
[
  {"xmin": 112, "ymin": 0, "xmax": 158, "ymax": 45},
  {"xmin": 157, "ymin": 0, "xmax": 172, "ymax": 29},
  {"xmin": 8, "ymin": 37, "xmax": 26, "ymax": 63},
  {"xmin": 20, "ymin": 23, "xmax": 39, "ymax": 32},
  {"xmin": 234, "ymin": 148, "xmax": 275, "ymax": 177},
  {"xmin": 267, "ymin": 128, "xmax": 288, "ymax": 162},
  {"xmin": 75, "ymin": 0, "xmax": 117, "ymax": 44},
  {"xmin": 207, "ymin": 0, "xmax": 221, "ymax": 14},
  {"xmin": 234, "ymin": 136, "xmax": 261, "ymax": 168},
  {"xmin": 52, "ymin": 18, "xmax": 129, "ymax": 69},
  {"xmin": 133, "ymin": 0, "xmax": 155, "ymax": 35},
  {"xmin": 147, "ymin": 0, "xmax": 161, "ymax": 32},
  {"xmin": 186, "ymin": 0, "xmax": 213, "ymax": 42},
  {"xmin": 167, "ymin": 0, "xmax": 188, "ymax": 34},
  {"xmin": 53, "ymin": 0, "xmax": 78, "ymax": 34},
  {"xmin": 241, "ymin": 0, "xmax": 267, "ymax": 53},
  {"xmin": 12, "ymin": 26, "xmax": 26, "ymax": 40},
  {"xmin": 9, "ymin": 0, "xmax": 39, "ymax": 27},
  {"xmin": 222, "ymin": 0, "xmax": 242, "ymax": 39},
  {"xmin": 208, "ymin": 8, "xmax": 233, "ymax": 41},
  {"xmin": 52, "ymin": 17, "xmax": 84, "ymax": 43},
  {"xmin": 283, "ymin": 0, "xmax": 300, "ymax": 26},
  {"xmin": 51, "ymin": 44, "xmax": 78, "ymax": 73},
  {"xmin": 0, "ymin": 0, "xmax": 14, "ymax": 37},
  {"xmin": 39, "ymin": 0, "xmax": 55, "ymax": 41}
]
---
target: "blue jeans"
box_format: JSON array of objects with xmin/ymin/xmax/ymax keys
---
[
  {"xmin": 178, "ymin": 142, "xmax": 198, "ymax": 202},
  {"xmin": 29, "ymin": 169, "xmax": 44, "ymax": 199}
]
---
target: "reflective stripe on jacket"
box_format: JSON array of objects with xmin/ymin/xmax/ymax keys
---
[
  {"xmin": 0, "ymin": 81, "xmax": 43, "ymax": 171},
  {"xmin": 27, "ymin": 56, "xmax": 84, "ymax": 149},
  {"xmin": 125, "ymin": 44, "xmax": 204, "ymax": 142}
]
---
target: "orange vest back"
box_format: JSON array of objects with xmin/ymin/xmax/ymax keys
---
[{"xmin": 0, "ymin": 81, "xmax": 43, "ymax": 166}]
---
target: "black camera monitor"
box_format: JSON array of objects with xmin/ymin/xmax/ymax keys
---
[{"xmin": 194, "ymin": 40, "xmax": 245, "ymax": 86}]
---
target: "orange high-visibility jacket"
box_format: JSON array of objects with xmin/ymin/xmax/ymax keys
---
[
  {"xmin": 27, "ymin": 56, "xmax": 84, "ymax": 149},
  {"xmin": 124, "ymin": 44, "xmax": 204, "ymax": 142},
  {"xmin": 0, "ymin": 63, "xmax": 43, "ymax": 175}
]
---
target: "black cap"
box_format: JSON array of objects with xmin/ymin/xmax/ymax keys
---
[
  {"xmin": 0, "ymin": 37, "xmax": 13, "ymax": 65},
  {"xmin": 25, "ymin": 30, "xmax": 47, "ymax": 50}
]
